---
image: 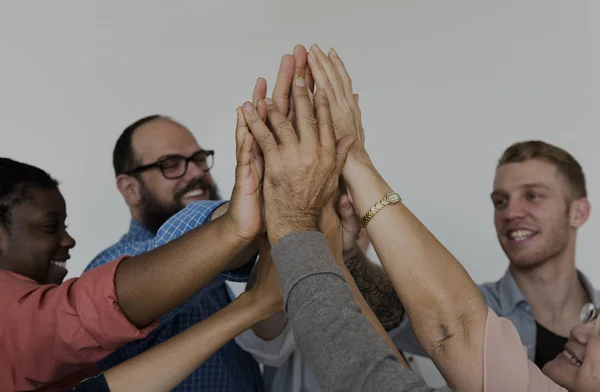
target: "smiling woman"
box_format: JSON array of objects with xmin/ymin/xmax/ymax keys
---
[{"xmin": 0, "ymin": 158, "xmax": 75, "ymax": 285}]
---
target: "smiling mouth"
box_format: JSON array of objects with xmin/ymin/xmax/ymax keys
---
[
  {"xmin": 561, "ymin": 349, "xmax": 582, "ymax": 367},
  {"xmin": 50, "ymin": 260, "xmax": 67, "ymax": 269},
  {"xmin": 182, "ymin": 188, "xmax": 206, "ymax": 199},
  {"xmin": 507, "ymin": 230, "xmax": 537, "ymax": 242}
]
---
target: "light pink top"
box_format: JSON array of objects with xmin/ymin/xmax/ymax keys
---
[
  {"xmin": 0, "ymin": 257, "xmax": 157, "ymax": 392},
  {"xmin": 484, "ymin": 307, "xmax": 568, "ymax": 391}
]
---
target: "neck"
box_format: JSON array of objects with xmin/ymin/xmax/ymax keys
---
[{"xmin": 510, "ymin": 245, "xmax": 588, "ymax": 333}]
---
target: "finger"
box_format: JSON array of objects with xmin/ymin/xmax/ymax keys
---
[
  {"xmin": 335, "ymin": 134, "xmax": 356, "ymax": 174},
  {"xmin": 307, "ymin": 49, "xmax": 336, "ymax": 103},
  {"xmin": 314, "ymin": 89, "xmax": 336, "ymax": 149},
  {"xmin": 305, "ymin": 64, "xmax": 315, "ymax": 95},
  {"xmin": 328, "ymin": 48, "xmax": 354, "ymax": 104},
  {"xmin": 272, "ymin": 54, "xmax": 295, "ymax": 115},
  {"xmin": 235, "ymin": 107, "xmax": 247, "ymax": 157},
  {"xmin": 293, "ymin": 76, "xmax": 319, "ymax": 145},
  {"xmin": 310, "ymin": 44, "xmax": 345, "ymax": 103},
  {"xmin": 241, "ymin": 101, "xmax": 277, "ymax": 154},
  {"xmin": 293, "ymin": 45, "xmax": 308, "ymax": 79},
  {"xmin": 265, "ymin": 98, "xmax": 298, "ymax": 145},
  {"xmin": 235, "ymin": 108, "xmax": 255, "ymax": 178},
  {"xmin": 257, "ymin": 98, "xmax": 267, "ymax": 123},
  {"xmin": 353, "ymin": 93, "xmax": 365, "ymax": 140},
  {"xmin": 252, "ymin": 77, "xmax": 267, "ymax": 107}
]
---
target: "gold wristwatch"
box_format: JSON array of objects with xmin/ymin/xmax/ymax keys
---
[{"xmin": 360, "ymin": 191, "xmax": 402, "ymax": 228}]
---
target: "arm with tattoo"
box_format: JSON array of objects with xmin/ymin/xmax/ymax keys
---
[{"xmin": 338, "ymin": 192, "xmax": 404, "ymax": 331}]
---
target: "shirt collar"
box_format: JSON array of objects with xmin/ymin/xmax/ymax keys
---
[
  {"xmin": 123, "ymin": 219, "xmax": 154, "ymax": 242},
  {"xmin": 498, "ymin": 268, "xmax": 600, "ymax": 315}
]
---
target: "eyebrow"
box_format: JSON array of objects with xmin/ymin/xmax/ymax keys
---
[{"xmin": 491, "ymin": 183, "xmax": 550, "ymax": 197}]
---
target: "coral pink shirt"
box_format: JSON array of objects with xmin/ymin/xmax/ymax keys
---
[
  {"xmin": 484, "ymin": 307, "xmax": 567, "ymax": 391},
  {"xmin": 0, "ymin": 257, "xmax": 157, "ymax": 392}
]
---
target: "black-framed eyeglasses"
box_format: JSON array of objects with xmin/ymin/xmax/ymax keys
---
[{"xmin": 126, "ymin": 150, "xmax": 215, "ymax": 179}]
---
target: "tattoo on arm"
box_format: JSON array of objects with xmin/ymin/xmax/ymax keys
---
[{"xmin": 345, "ymin": 250, "xmax": 404, "ymax": 330}]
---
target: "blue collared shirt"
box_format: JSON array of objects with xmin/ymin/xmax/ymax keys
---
[
  {"xmin": 390, "ymin": 268, "xmax": 600, "ymax": 360},
  {"xmin": 85, "ymin": 200, "xmax": 262, "ymax": 392}
]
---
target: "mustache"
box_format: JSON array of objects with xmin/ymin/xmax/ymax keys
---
[{"xmin": 175, "ymin": 177, "xmax": 213, "ymax": 200}]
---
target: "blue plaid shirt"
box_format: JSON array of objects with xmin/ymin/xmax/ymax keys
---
[{"xmin": 84, "ymin": 200, "xmax": 263, "ymax": 392}]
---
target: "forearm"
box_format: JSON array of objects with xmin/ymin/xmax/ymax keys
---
[
  {"xmin": 273, "ymin": 232, "xmax": 431, "ymax": 392},
  {"xmin": 345, "ymin": 249, "xmax": 404, "ymax": 330},
  {"xmin": 115, "ymin": 215, "xmax": 253, "ymax": 328},
  {"xmin": 104, "ymin": 292, "xmax": 268, "ymax": 392},
  {"xmin": 343, "ymin": 157, "xmax": 487, "ymax": 391}
]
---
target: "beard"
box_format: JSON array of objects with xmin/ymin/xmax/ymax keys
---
[
  {"xmin": 138, "ymin": 177, "xmax": 221, "ymax": 234},
  {"xmin": 500, "ymin": 213, "xmax": 571, "ymax": 271}
]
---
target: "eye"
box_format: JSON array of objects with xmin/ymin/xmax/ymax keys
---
[
  {"xmin": 42, "ymin": 223, "xmax": 58, "ymax": 233},
  {"xmin": 160, "ymin": 158, "xmax": 183, "ymax": 173},
  {"xmin": 526, "ymin": 192, "xmax": 541, "ymax": 201},
  {"xmin": 492, "ymin": 198, "xmax": 507, "ymax": 209}
]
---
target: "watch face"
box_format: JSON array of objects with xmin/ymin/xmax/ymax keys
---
[{"xmin": 388, "ymin": 193, "xmax": 401, "ymax": 202}]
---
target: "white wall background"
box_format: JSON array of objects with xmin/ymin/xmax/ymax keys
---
[{"xmin": 1, "ymin": 0, "xmax": 598, "ymax": 386}]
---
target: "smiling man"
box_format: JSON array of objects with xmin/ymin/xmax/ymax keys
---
[
  {"xmin": 111, "ymin": 115, "xmax": 221, "ymax": 234},
  {"xmin": 388, "ymin": 140, "xmax": 600, "ymax": 373},
  {"xmin": 84, "ymin": 115, "xmax": 262, "ymax": 392}
]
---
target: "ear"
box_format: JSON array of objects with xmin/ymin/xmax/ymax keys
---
[
  {"xmin": 569, "ymin": 197, "xmax": 591, "ymax": 229},
  {"xmin": 116, "ymin": 174, "xmax": 142, "ymax": 208},
  {"xmin": 0, "ymin": 225, "xmax": 10, "ymax": 257}
]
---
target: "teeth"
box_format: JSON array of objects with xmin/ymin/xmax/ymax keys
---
[
  {"xmin": 562, "ymin": 350, "xmax": 582, "ymax": 367},
  {"xmin": 509, "ymin": 230, "xmax": 535, "ymax": 241},
  {"xmin": 183, "ymin": 189, "xmax": 205, "ymax": 199},
  {"xmin": 50, "ymin": 260, "xmax": 66, "ymax": 268}
]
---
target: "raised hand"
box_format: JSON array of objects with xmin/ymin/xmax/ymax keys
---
[
  {"xmin": 247, "ymin": 235, "xmax": 283, "ymax": 317},
  {"xmin": 224, "ymin": 106, "xmax": 264, "ymax": 242},
  {"xmin": 307, "ymin": 44, "xmax": 368, "ymax": 164},
  {"xmin": 241, "ymin": 73, "xmax": 355, "ymax": 244}
]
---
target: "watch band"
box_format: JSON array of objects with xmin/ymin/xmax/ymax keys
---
[{"xmin": 360, "ymin": 191, "xmax": 402, "ymax": 228}]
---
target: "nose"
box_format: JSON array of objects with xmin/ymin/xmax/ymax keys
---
[
  {"xmin": 181, "ymin": 160, "xmax": 207, "ymax": 183},
  {"xmin": 503, "ymin": 199, "xmax": 527, "ymax": 221},
  {"xmin": 61, "ymin": 230, "xmax": 76, "ymax": 249}
]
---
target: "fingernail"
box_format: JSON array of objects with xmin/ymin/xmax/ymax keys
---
[
  {"xmin": 295, "ymin": 77, "xmax": 305, "ymax": 87},
  {"xmin": 264, "ymin": 98, "xmax": 273, "ymax": 105},
  {"xmin": 329, "ymin": 48, "xmax": 338, "ymax": 57},
  {"xmin": 243, "ymin": 102, "xmax": 253, "ymax": 112}
]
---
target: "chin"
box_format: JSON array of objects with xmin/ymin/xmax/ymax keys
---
[{"xmin": 542, "ymin": 358, "xmax": 574, "ymax": 389}]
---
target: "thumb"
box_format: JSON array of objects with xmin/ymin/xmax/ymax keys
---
[{"xmin": 335, "ymin": 134, "xmax": 356, "ymax": 174}]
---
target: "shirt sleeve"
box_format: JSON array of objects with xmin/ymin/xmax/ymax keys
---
[
  {"xmin": 0, "ymin": 258, "xmax": 157, "ymax": 392},
  {"xmin": 67, "ymin": 374, "xmax": 110, "ymax": 392},
  {"xmin": 235, "ymin": 322, "xmax": 297, "ymax": 367},
  {"xmin": 483, "ymin": 308, "xmax": 567, "ymax": 392},
  {"xmin": 271, "ymin": 231, "xmax": 439, "ymax": 392}
]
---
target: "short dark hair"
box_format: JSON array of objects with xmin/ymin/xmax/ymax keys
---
[
  {"xmin": 498, "ymin": 140, "xmax": 586, "ymax": 199},
  {"xmin": 0, "ymin": 158, "xmax": 59, "ymax": 228},
  {"xmin": 113, "ymin": 115, "xmax": 169, "ymax": 176}
]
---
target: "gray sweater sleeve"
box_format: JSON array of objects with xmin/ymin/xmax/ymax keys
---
[{"xmin": 271, "ymin": 231, "xmax": 451, "ymax": 392}]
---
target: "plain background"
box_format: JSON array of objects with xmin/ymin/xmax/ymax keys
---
[{"xmin": 1, "ymin": 0, "xmax": 598, "ymax": 386}]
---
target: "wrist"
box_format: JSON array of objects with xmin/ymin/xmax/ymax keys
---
[
  {"xmin": 241, "ymin": 290, "xmax": 282, "ymax": 321},
  {"xmin": 267, "ymin": 213, "xmax": 320, "ymax": 245}
]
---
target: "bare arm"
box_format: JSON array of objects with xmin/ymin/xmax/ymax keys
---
[
  {"xmin": 103, "ymin": 240, "xmax": 282, "ymax": 392},
  {"xmin": 115, "ymin": 105, "xmax": 265, "ymax": 328},
  {"xmin": 338, "ymin": 192, "xmax": 404, "ymax": 330},
  {"xmin": 308, "ymin": 44, "xmax": 487, "ymax": 392},
  {"xmin": 345, "ymin": 248, "xmax": 404, "ymax": 331},
  {"xmin": 321, "ymin": 201, "xmax": 408, "ymax": 367}
]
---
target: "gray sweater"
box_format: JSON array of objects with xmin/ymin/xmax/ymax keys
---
[{"xmin": 271, "ymin": 231, "xmax": 452, "ymax": 392}]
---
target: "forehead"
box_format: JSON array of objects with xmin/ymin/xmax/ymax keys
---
[
  {"xmin": 132, "ymin": 119, "xmax": 202, "ymax": 163},
  {"xmin": 10, "ymin": 187, "xmax": 66, "ymax": 222},
  {"xmin": 493, "ymin": 159, "xmax": 567, "ymax": 193}
]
